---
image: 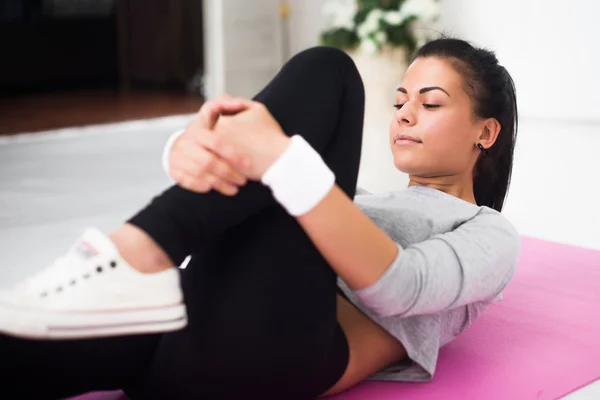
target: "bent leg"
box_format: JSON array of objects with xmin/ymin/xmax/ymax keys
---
[
  {"xmin": 128, "ymin": 47, "xmax": 365, "ymax": 400},
  {"xmin": 128, "ymin": 46, "xmax": 365, "ymax": 265}
]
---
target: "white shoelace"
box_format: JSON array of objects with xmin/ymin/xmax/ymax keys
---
[{"xmin": 15, "ymin": 254, "xmax": 88, "ymax": 295}]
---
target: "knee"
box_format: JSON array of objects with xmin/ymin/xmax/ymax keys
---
[
  {"xmin": 286, "ymin": 46, "xmax": 364, "ymax": 98},
  {"xmin": 297, "ymin": 46, "xmax": 354, "ymax": 64},
  {"xmin": 291, "ymin": 46, "xmax": 359, "ymax": 74}
]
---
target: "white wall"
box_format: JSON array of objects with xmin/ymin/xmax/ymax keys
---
[
  {"xmin": 287, "ymin": 0, "xmax": 327, "ymax": 55},
  {"xmin": 502, "ymin": 117, "xmax": 600, "ymax": 250},
  {"xmin": 438, "ymin": 0, "xmax": 600, "ymax": 249},
  {"xmin": 202, "ymin": 0, "xmax": 327, "ymax": 99},
  {"xmin": 203, "ymin": 0, "xmax": 285, "ymax": 99},
  {"xmin": 440, "ymin": 0, "xmax": 600, "ymax": 122}
]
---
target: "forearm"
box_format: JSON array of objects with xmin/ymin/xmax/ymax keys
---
[{"xmin": 296, "ymin": 185, "xmax": 399, "ymax": 289}]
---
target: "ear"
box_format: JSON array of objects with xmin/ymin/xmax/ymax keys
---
[{"xmin": 478, "ymin": 118, "xmax": 501, "ymax": 150}]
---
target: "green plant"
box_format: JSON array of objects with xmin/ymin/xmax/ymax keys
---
[{"xmin": 320, "ymin": 0, "xmax": 440, "ymax": 57}]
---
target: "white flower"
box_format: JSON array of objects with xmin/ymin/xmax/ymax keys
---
[
  {"xmin": 399, "ymin": 0, "xmax": 440, "ymax": 23},
  {"xmin": 356, "ymin": 22, "xmax": 370, "ymax": 38},
  {"xmin": 356, "ymin": 22, "xmax": 367, "ymax": 38},
  {"xmin": 360, "ymin": 38, "xmax": 379, "ymax": 55},
  {"xmin": 357, "ymin": 8, "xmax": 384, "ymax": 38},
  {"xmin": 364, "ymin": 8, "xmax": 384, "ymax": 27},
  {"xmin": 322, "ymin": 0, "xmax": 357, "ymax": 30},
  {"xmin": 383, "ymin": 11, "xmax": 404, "ymax": 25},
  {"xmin": 374, "ymin": 31, "xmax": 387, "ymax": 45}
]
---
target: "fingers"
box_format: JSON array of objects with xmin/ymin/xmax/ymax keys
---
[
  {"xmin": 178, "ymin": 143, "xmax": 246, "ymax": 185},
  {"xmin": 209, "ymin": 153, "xmax": 247, "ymax": 185},
  {"xmin": 171, "ymin": 170, "xmax": 240, "ymax": 196},
  {"xmin": 170, "ymin": 169, "xmax": 210, "ymax": 193},
  {"xmin": 171, "ymin": 136, "xmax": 247, "ymax": 195},
  {"xmin": 189, "ymin": 128, "xmax": 244, "ymax": 167},
  {"xmin": 195, "ymin": 94, "xmax": 252, "ymax": 129},
  {"xmin": 189, "ymin": 147, "xmax": 246, "ymax": 185},
  {"xmin": 210, "ymin": 177, "xmax": 240, "ymax": 196},
  {"xmin": 172, "ymin": 93, "xmax": 254, "ymax": 195}
]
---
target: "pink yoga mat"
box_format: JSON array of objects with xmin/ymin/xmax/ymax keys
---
[
  {"xmin": 71, "ymin": 237, "xmax": 600, "ymax": 400},
  {"xmin": 329, "ymin": 236, "xmax": 600, "ymax": 400}
]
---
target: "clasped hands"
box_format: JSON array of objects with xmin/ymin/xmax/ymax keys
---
[{"xmin": 169, "ymin": 94, "xmax": 291, "ymax": 195}]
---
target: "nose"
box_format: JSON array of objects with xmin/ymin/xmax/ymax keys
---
[{"xmin": 396, "ymin": 102, "xmax": 416, "ymax": 126}]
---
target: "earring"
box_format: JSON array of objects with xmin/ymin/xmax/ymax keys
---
[{"xmin": 477, "ymin": 143, "xmax": 489, "ymax": 155}]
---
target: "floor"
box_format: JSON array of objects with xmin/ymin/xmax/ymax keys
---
[
  {"xmin": 0, "ymin": 115, "xmax": 599, "ymax": 399},
  {"xmin": 0, "ymin": 115, "xmax": 185, "ymax": 286},
  {"xmin": 0, "ymin": 90, "xmax": 204, "ymax": 135}
]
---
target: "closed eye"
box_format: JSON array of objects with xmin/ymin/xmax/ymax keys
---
[{"xmin": 394, "ymin": 104, "xmax": 441, "ymax": 110}]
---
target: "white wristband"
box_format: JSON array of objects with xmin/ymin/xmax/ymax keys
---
[
  {"xmin": 162, "ymin": 129, "xmax": 185, "ymax": 182},
  {"xmin": 261, "ymin": 135, "xmax": 335, "ymax": 216}
]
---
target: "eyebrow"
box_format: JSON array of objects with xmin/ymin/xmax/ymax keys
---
[{"xmin": 397, "ymin": 86, "xmax": 451, "ymax": 97}]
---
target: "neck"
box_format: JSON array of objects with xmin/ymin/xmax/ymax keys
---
[{"xmin": 408, "ymin": 174, "xmax": 477, "ymax": 205}]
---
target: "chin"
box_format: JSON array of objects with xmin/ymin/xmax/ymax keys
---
[{"xmin": 392, "ymin": 151, "xmax": 420, "ymax": 175}]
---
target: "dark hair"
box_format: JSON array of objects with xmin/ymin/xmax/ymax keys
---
[{"xmin": 412, "ymin": 38, "xmax": 518, "ymax": 212}]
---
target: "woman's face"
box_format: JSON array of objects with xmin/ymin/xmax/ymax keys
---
[{"xmin": 390, "ymin": 56, "xmax": 483, "ymax": 178}]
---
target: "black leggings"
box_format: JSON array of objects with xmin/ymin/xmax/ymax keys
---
[{"xmin": 0, "ymin": 47, "xmax": 365, "ymax": 400}]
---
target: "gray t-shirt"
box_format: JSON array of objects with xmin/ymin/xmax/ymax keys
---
[{"xmin": 340, "ymin": 185, "xmax": 521, "ymax": 382}]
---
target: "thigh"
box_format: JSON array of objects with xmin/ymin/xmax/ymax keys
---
[
  {"xmin": 132, "ymin": 207, "xmax": 349, "ymax": 400},
  {"xmin": 0, "ymin": 333, "xmax": 160, "ymax": 400}
]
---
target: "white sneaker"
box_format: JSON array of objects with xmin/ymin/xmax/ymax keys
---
[{"xmin": 0, "ymin": 228, "xmax": 187, "ymax": 339}]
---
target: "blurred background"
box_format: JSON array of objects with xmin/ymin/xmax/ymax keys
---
[
  {"xmin": 1, "ymin": 2, "xmax": 599, "ymax": 256},
  {"xmin": 0, "ymin": 0, "xmax": 205, "ymax": 133},
  {"xmin": 1, "ymin": 0, "xmax": 599, "ymax": 267},
  {"xmin": 0, "ymin": 1, "xmax": 598, "ymax": 397}
]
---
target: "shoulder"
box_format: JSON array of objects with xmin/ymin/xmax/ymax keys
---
[
  {"xmin": 467, "ymin": 207, "xmax": 522, "ymax": 262},
  {"xmin": 476, "ymin": 207, "xmax": 520, "ymax": 238}
]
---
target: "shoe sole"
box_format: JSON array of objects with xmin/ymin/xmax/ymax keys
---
[{"xmin": 0, "ymin": 303, "xmax": 187, "ymax": 340}]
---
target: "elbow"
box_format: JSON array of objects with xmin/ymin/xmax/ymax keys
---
[
  {"xmin": 354, "ymin": 290, "xmax": 419, "ymax": 318},
  {"xmin": 369, "ymin": 304, "xmax": 405, "ymax": 318},
  {"xmin": 353, "ymin": 291, "xmax": 403, "ymax": 318},
  {"xmin": 351, "ymin": 245, "xmax": 423, "ymax": 318}
]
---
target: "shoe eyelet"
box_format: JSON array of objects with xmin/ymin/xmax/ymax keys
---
[
  {"xmin": 83, "ymin": 274, "xmax": 90, "ymax": 279},
  {"xmin": 40, "ymin": 292, "xmax": 48, "ymax": 298},
  {"xmin": 70, "ymin": 280, "xmax": 76, "ymax": 286},
  {"xmin": 110, "ymin": 261, "xmax": 117, "ymax": 269},
  {"xmin": 56, "ymin": 286, "xmax": 63, "ymax": 293},
  {"xmin": 96, "ymin": 266, "xmax": 103, "ymax": 273}
]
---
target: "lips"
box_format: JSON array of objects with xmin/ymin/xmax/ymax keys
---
[{"xmin": 394, "ymin": 134, "xmax": 422, "ymax": 143}]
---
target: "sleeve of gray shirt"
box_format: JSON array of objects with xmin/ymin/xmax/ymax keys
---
[{"xmin": 351, "ymin": 208, "xmax": 522, "ymax": 318}]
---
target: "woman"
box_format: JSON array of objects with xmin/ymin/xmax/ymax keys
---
[{"xmin": 0, "ymin": 38, "xmax": 520, "ymax": 399}]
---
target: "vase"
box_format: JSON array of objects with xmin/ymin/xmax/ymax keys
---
[{"xmin": 348, "ymin": 45, "xmax": 410, "ymax": 193}]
